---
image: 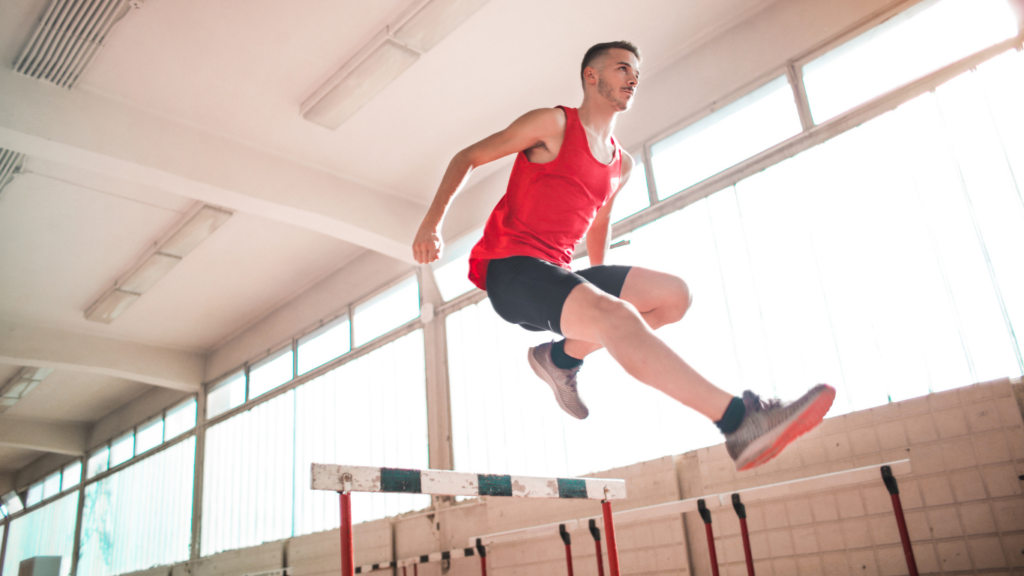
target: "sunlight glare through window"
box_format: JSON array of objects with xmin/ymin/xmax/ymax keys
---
[
  {"xmin": 248, "ymin": 348, "xmax": 295, "ymax": 399},
  {"xmin": 353, "ymin": 277, "xmax": 420, "ymax": 346},
  {"xmin": 165, "ymin": 397, "xmax": 197, "ymax": 439},
  {"xmin": 109, "ymin": 432, "xmax": 135, "ymax": 468},
  {"xmin": 610, "ymin": 159, "xmax": 650, "ymax": 224},
  {"xmin": 803, "ymin": 0, "xmax": 1018, "ymax": 123},
  {"xmin": 298, "ymin": 316, "xmax": 351, "ymax": 375},
  {"xmin": 651, "ymin": 75, "xmax": 802, "ymax": 198},
  {"xmin": 207, "ymin": 371, "xmax": 246, "ymax": 419}
]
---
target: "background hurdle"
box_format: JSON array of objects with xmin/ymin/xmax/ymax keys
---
[
  {"xmin": 311, "ymin": 464, "xmax": 627, "ymax": 576},
  {"xmin": 469, "ymin": 460, "xmax": 914, "ymax": 576}
]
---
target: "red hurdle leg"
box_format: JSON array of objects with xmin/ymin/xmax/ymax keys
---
[
  {"xmin": 698, "ymin": 499, "xmax": 720, "ymax": 576},
  {"xmin": 589, "ymin": 519, "xmax": 605, "ymax": 576},
  {"xmin": 559, "ymin": 524, "xmax": 574, "ymax": 576},
  {"xmin": 731, "ymin": 494, "xmax": 755, "ymax": 576},
  {"xmin": 882, "ymin": 465, "xmax": 919, "ymax": 576},
  {"xmin": 340, "ymin": 491, "xmax": 354, "ymax": 576},
  {"xmin": 602, "ymin": 500, "xmax": 620, "ymax": 576},
  {"xmin": 476, "ymin": 538, "xmax": 487, "ymax": 576}
]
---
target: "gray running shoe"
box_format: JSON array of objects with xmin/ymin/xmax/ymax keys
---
[
  {"xmin": 527, "ymin": 342, "xmax": 589, "ymax": 419},
  {"xmin": 725, "ymin": 384, "xmax": 836, "ymax": 471}
]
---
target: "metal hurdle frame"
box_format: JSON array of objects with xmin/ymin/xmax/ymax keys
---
[
  {"xmin": 469, "ymin": 460, "xmax": 915, "ymax": 576},
  {"xmin": 311, "ymin": 464, "xmax": 628, "ymax": 576}
]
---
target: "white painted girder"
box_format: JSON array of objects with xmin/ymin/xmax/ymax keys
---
[
  {"xmin": 0, "ymin": 319, "xmax": 203, "ymax": 392},
  {"xmin": 0, "ymin": 68, "xmax": 422, "ymax": 263},
  {"xmin": 0, "ymin": 416, "xmax": 88, "ymax": 456}
]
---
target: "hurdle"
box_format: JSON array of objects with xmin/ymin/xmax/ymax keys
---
[
  {"xmin": 470, "ymin": 460, "xmax": 914, "ymax": 576},
  {"xmin": 311, "ymin": 464, "xmax": 627, "ymax": 576}
]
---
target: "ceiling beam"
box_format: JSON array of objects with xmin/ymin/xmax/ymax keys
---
[
  {"xmin": 0, "ymin": 417, "xmax": 88, "ymax": 456},
  {"xmin": 0, "ymin": 68, "xmax": 422, "ymax": 264},
  {"xmin": 0, "ymin": 319, "xmax": 203, "ymax": 393}
]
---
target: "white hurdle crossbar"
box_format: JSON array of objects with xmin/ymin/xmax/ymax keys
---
[{"xmin": 311, "ymin": 464, "xmax": 627, "ymax": 576}]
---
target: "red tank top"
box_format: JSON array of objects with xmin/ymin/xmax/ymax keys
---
[{"xmin": 468, "ymin": 106, "xmax": 622, "ymax": 290}]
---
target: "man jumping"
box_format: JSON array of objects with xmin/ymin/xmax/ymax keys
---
[{"xmin": 412, "ymin": 41, "xmax": 834, "ymax": 470}]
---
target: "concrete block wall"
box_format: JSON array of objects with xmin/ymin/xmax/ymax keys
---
[{"xmin": 679, "ymin": 379, "xmax": 1024, "ymax": 576}]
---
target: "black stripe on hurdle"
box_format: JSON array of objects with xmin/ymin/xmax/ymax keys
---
[
  {"xmin": 372, "ymin": 564, "xmax": 379, "ymax": 570},
  {"xmin": 381, "ymin": 467, "xmax": 422, "ymax": 493},
  {"xmin": 354, "ymin": 569, "xmax": 361, "ymax": 574},
  {"xmin": 557, "ymin": 478, "xmax": 588, "ymax": 499},
  {"xmin": 464, "ymin": 547, "xmax": 475, "ymax": 557},
  {"xmin": 420, "ymin": 555, "xmax": 429, "ymax": 563},
  {"xmin": 442, "ymin": 551, "xmax": 451, "ymax": 560},
  {"xmin": 477, "ymin": 473, "xmax": 513, "ymax": 496}
]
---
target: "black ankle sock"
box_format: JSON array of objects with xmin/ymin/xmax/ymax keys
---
[
  {"xmin": 550, "ymin": 340, "xmax": 584, "ymax": 370},
  {"xmin": 715, "ymin": 397, "xmax": 746, "ymax": 434}
]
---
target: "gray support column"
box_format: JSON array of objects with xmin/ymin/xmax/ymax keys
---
[
  {"xmin": 418, "ymin": 267, "xmax": 454, "ymax": 487},
  {"xmin": 190, "ymin": 390, "xmax": 208, "ymax": 560},
  {"xmin": 69, "ymin": 482, "xmax": 87, "ymax": 576}
]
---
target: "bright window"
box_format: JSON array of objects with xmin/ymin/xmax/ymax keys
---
[
  {"xmin": 165, "ymin": 397, "xmax": 197, "ymax": 439},
  {"xmin": 431, "ymin": 228, "xmax": 483, "ymax": 302},
  {"xmin": 79, "ymin": 437, "xmax": 195, "ymax": 576},
  {"xmin": 248, "ymin": 347, "xmax": 294, "ymax": 399},
  {"xmin": 353, "ymin": 276, "xmax": 420, "ymax": 346},
  {"xmin": 2, "ymin": 492, "xmax": 78, "ymax": 576},
  {"xmin": 298, "ymin": 316, "xmax": 351, "ymax": 375},
  {"xmin": 109, "ymin": 432, "xmax": 135, "ymax": 468},
  {"xmin": 207, "ymin": 371, "xmax": 246, "ymax": 419},
  {"xmin": 803, "ymin": 0, "xmax": 1018, "ymax": 123},
  {"xmin": 42, "ymin": 471, "xmax": 61, "ymax": 499},
  {"xmin": 201, "ymin": 331, "xmax": 429, "ymax": 555},
  {"xmin": 61, "ymin": 461, "xmax": 82, "ymax": 490},
  {"xmin": 135, "ymin": 416, "xmax": 164, "ymax": 454},
  {"xmin": 651, "ymin": 75, "xmax": 802, "ymax": 199},
  {"xmin": 26, "ymin": 482, "xmax": 43, "ymax": 507},
  {"xmin": 610, "ymin": 158, "xmax": 650, "ymax": 224},
  {"xmin": 86, "ymin": 447, "xmax": 109, "ymax": 479}
]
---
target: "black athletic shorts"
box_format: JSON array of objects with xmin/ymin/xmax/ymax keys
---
[{"xmin": 485, "ymin": 256, "xmax": 632, "ymax": 336}]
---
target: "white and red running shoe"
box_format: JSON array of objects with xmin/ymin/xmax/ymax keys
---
[{"xmin": 725, "ymin": 384, "xmax": 836, "ymax": 471}]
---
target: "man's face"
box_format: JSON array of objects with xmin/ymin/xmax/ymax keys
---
[{"xmin": 594, "ymin": 48, "xmax": 640, "ymax": 112}]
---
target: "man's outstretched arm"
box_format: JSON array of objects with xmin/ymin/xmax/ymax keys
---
[
  {"xmin": 412, "ymin": 108, "xmax": 566, "ymax": 264},
  {"xmin": 585, "ymin": 151, "xmax": 634, "ymax": 266}
]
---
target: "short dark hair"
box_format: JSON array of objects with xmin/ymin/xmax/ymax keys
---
[{"xmin": 580, "ymin": 41, "xmax": 641, "ymax": 86}]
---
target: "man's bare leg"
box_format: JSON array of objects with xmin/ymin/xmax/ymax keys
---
[
  {"xmin": 562, "ymin": 267, "xmax": 692, "ymax": 360},
  {"xmin": 559, "ymin": 280, "xmax": 734, "ymax": 421}
]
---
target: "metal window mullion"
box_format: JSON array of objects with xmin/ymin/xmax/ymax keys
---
[
  {"xmin": 191, "ymin": 386, "xmax": 207, "ymax": 560},
  {"xmin": 642, "ymin": 143, "xmax": 659, "ymax": 205},
  {"xmin": 786, "ymin": 61, "xmax": 815, "ymax": 132},
  {"xmin": 348, "ymin": 304, "xmax": 355, "ymax": 354}
]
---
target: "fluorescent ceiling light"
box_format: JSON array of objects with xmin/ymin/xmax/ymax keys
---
[
  {"xmin": 85, "ymin": 289, "xmax": 140, "ymax": 324},
  {"xmin": 0, "ymin": 366, "xmax": 54, "ymax": 413},
  {"xmin": 302, "ymin": 0, "xmax": 490, "ymax": 130},
  {"xmin": 393, "ymin": 0, "xmax": 490, "ymax": 53},
  {"xmin": 161, "ymin": 205, "xmax": 232, "ymax": 258},
  {"xmin": 119, "ymin": 252, "xmax": 181, "ymax": 293},
  {"xmin": 85, "ymin": 204, "xmax": 231, "ymax": 323},
  {"xmin": 303, "ymin": 37, "xmax": 419, "ymax": 130}
]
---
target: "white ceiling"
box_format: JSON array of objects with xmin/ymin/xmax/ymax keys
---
[{"xmin": 0, "ymin": 0, "xmax": 772, "ymax": 482}]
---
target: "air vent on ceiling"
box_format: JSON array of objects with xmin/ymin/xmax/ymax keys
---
[
  {"xmin": 0, "ymin": 149, "xmax": 27, "ymax": 196},
  {"xmin": 14, "ymin": 0, "xmax": 136, "ymax": 89}
]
